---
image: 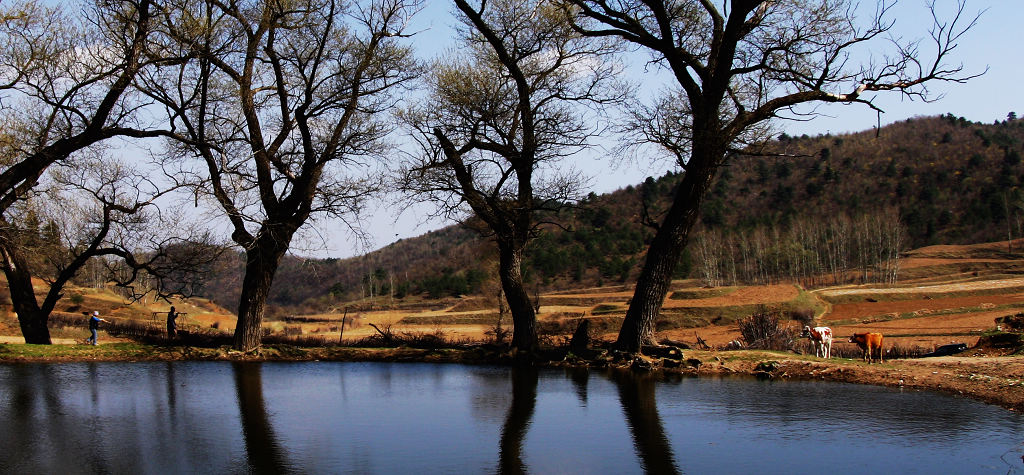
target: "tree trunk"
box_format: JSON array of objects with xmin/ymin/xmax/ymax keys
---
[
  {"xmin": 1, "ymin": 245, "xmax": 51, "ymax": 344},
  {"xmin": 232, "ymin": 237, "xmax": 289, "ymax": 352},
  {"xmin": 497, "ymin": 241, "xmax": 537, "ymax": 352},
  {"xmin": 617, "ymin": 154, "xmax": 719, "ymax": 353}
]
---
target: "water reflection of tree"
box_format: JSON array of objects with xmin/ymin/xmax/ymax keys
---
[
  {"xmin": 611, "ymin": 370, "xmax": 681, "ymax": 475},
  {"xmin": 468, "ymin": 368, "xmax": 512, "ymax": 424},
  {"xmin": 0, "ymin": 364, "xmax": 118, "ymax": 473},
  {"xmin": 4, "ymin": 365, "xmax": 71, "ymax": 471},
  {"xmin": 233, "ymin": 362, "xmax": 290, "ymax": 474},
  {"xmin": 567, "ymin": 368, "xmax": 589, "ymax": 407},
  {"xmin": 499, "ymin": 366, "xmax": 538, "ymax": 475}
]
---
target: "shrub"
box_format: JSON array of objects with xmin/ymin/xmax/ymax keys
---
[{"xmin": 738, "ymin": 308, "xmax": 798, "ymax": 351}]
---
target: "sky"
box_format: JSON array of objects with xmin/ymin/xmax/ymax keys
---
[{"xmin": 308, "ymin": 0, "xmax": 1022, "ymax": 259}]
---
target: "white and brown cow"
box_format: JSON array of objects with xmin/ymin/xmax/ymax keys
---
[{"xmin": 801, "ymin": 325, "xmax": 833, "ymax": 358}]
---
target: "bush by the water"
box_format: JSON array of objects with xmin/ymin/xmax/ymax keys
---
[{"xmin": 738, "ymin": 308, "xmax": 798, "ymax": 351}]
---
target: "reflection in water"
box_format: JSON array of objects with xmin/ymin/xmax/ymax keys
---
[
  {"xmin": 0, "ymin": 363, "xmax": 1020, "ymax": 474},
  {"xmin": 82, "ymin": 364, "xmax": 112, "ymax": 474},
  {"xmin": 567, "ymin": 367, "xmax": 589, "ymax": 407},
  {"xmin": 233, "ymin": 362, "xmax": 290, "ymax": 474},
  {"xmin": 165, "ymin": 361, "xmax": 177, "ymax": 413},
  {"xmin": 4, "ymin": 365, "xmax": 75, "ymax": 473},
  {"xmin": 469, "ymin": 368, "xmax": 512, "ymax": 425},
  {"xmin": 499, "ymin": 366, "xmax": 538, "ymax": 475},
  {"xmin": 611, "ymin": 371, "xmax": 681, "ymax": 475}
]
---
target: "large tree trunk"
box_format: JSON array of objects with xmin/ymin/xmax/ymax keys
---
[
  {"xmin": 232, "ymin": 237, "xmax": 289, "ymax": 352},
  {"xmin": 0, "ymin": 245, "xmax": 51, "ymax": 344},
  {"xmin": 616, "ymin": 148, "xmax": 721, "ymax": 353},
  {"xmin": 497, "ymin": 240, "xmax": 537, "ymax": 352}
]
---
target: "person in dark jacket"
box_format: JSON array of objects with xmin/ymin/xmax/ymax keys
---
[
  {"xmin": 167, "ymin": 306, "xmax": 178, "ymax": 338},
  {"xmin": 87, "ymin": 311, "xmax": 107, "ymax": 345}
]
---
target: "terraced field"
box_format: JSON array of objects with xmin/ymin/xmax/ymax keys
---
[{"xmin": 323, "ymin": 239, "xmax": 1024, "ymax": 351}]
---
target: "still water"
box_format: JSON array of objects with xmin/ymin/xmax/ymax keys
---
[{"xmin": 0, "ymin": 362, "xmax": 1021, "ymax": 474}]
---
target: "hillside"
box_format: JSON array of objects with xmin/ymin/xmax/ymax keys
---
[
  {"xmin": 196, "ymin": 114, "xmax": 1024, "ymax": 315},
  {"xmin": 705, "ymin": 114, "xmax": 1024, "ymax": 245}
]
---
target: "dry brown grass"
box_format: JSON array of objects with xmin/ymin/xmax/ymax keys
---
[{"xmin": 663, "ymin": 284, "xmax": 799, "ymax": 308}]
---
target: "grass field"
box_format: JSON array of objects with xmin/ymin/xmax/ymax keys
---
[{"xmin": 2, "ymin": 239, "xmax": 1023, "ymax": 354}]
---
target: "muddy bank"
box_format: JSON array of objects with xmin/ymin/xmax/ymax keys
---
[{"xmin": 0, "ymin": 342, "xmax": 1021, "ymax": 412}]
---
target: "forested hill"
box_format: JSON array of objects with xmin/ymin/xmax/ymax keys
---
[
  {"xmin": 708, "ymin": 113, "xmax": 1023, "ymax": 244},
  {"xmin": 200, "ymin": 114, "xmax": 1024, "ymax": 315}
]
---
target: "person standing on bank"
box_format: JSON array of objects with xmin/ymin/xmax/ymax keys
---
[
  {"xmin": 87, "ymin": 311, "xmax": 107, "ymax": 345},
  {"xmin": 167, "ymin": 306, "xmax": 178, "ymax": 338}
]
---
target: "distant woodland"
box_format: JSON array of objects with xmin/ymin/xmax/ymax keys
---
[{"xmin": 197, "ymin": 114, "xmax": 1024, "ymax": 316}]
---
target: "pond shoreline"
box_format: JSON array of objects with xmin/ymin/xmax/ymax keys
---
[
  {"xmin": 686, "ymin": 352, "xmax": 1024, "ymax": 413},
  {"xmin": 1, "ymin": 342, "xmax": 1021, "ymax": 412}
]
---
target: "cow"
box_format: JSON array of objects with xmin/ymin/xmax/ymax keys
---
[
  {"xmin": 801, "ymin": 325, "xmax": 833, "ymax": 358},
  {"xmin": 849, "ymin": 332, "xmax": 885, "ymax": 363}
]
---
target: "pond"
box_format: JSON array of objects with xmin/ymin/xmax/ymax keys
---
[{"xmin": 0, "ymin": 362, "xmax": 1021, "ymax": 474}]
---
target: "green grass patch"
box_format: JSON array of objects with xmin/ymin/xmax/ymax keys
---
[
  {"xmin": 538, "ymin": 316, "xmax": 623, "ymax": 335},
  {"xmin": 792, "ymin": 288, "xmax": 828, "ymax": 320},
  {"xmin": 0, "ymin": 342, "xmax": 172, "ymax": 360},
  {"xmin": 655, "ymin": 314, "xmax": 713, "ymax": 330},
  {"xmin": 591, "ymin": 304, "xmax": 624, "ymax": 315}
]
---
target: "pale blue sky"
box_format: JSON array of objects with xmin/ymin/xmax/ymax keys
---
[
  {"xmin": 407, "ymin": 0, "xmax": 1018, "ymax": 135},
  {"xmin": 315, "ymin": 0, "xmax": 1021, "ymax": 258}
]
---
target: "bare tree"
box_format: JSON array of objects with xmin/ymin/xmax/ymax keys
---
[
  {"xmin": 563, "ymin": 0, "xmax": 982, "ymax": 352},
  {"xmin": 143, "ymin": 0, "xmax": 420, "ymax": 351},
  {"xmin": 693, "ymin": 229, "xmax": 723, "ymax": 287},
  {"xmin": 398, "ymin": 0, "xmax": 622, "ymax": 352},
  {"xmin": 694, "ymin": 208, "xmax": 905, "ymax": 288},
  {"xmin": 0, "ymin": 153, "xmax": 214, "ymax": 344},
  {"xmin": 0, "ymin": 0, "xmax": 169, "ymax": 343},
  {"xmin": 857, "ymin": 207, "xmax": 903, "ymax": 284},
  {"xmin": 0, "ymin": 0, "xmax": 162, "ymax": 215}
]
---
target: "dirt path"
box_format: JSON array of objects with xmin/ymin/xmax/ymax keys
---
[
  {"xmin": 0, "ymin": 336, "xmax": 79, "ymax": 345},
  {"xmin": 819, "ymin": 277, "xmax": 1024, "ymax": 296},
  {"xmin": 0, "ymin": 335, "xmax": 138, "ymax": 345}
]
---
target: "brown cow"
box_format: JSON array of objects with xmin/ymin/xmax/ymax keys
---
[{"xmin": 849, "ymin": 332, "xmax": 884, "ymax": 363}]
